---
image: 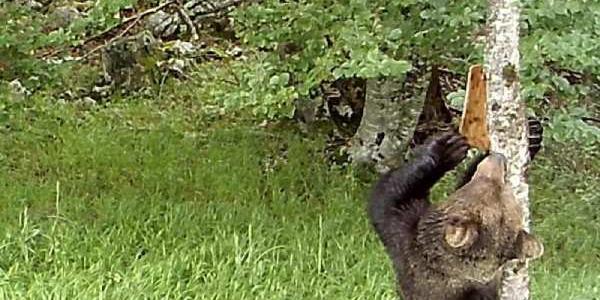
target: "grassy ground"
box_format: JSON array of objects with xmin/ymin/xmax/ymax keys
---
[{"xmin": 0, "ymin": 101, "xmax": 598, "ymax": 299}]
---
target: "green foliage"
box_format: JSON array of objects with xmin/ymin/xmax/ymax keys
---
[
  {"xmin": 521, "ymin": 0, "xmax": 600, "ymax": 105},
  {"xmin": 0, "ymin": 3, "xmax": 52, "ymax": 80},
  {"xmin": 229, "ymin": 0, "xmax": 600, "ymax": 117},
  {"xmin": 231, "ymin": 0, "xmax": 486, "ymax": 117},
  {"xmin": 0, "ymin": 0, "xmax": 136, "ymax": 90},
  {"xmin": 547, "ymin": 110, "xmax": 600, "ymax": 154},
  {"xmin": 2, "ymin": 0, "xmax": 600, "ymax": 119},
  {"xmin": 69, "ymin": 0, "xmax": 137, "ymax": 40},
  {"xmin": 231, "ymin": 55, "xmax": 298, "ymax": 118}
]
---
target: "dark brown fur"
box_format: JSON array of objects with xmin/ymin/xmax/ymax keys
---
[{"xmin": 369, "ymin": 128, "xmax": 543, "ymax": 300}]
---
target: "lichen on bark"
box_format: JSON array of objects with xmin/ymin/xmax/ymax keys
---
[{"xmin": 348, "ymin": 75, "xmax": 426, "ymax": 173}]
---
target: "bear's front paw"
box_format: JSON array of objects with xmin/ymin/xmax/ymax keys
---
[{"xmin": 425, "ymin": 132, "xmax": 470, "ymax": 171}]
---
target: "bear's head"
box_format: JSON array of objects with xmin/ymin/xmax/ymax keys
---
[{"xmin": 416, "ymin": 153, "xmax": 543, "ymax": 283}]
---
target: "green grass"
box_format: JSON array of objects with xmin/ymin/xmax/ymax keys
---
[{"xmin": 0, "ymin": 102, "xmax": 598, "ymax": 299}]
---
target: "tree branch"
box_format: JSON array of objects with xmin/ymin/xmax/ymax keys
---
[
  {"xmin": 178, "ymin": 7, "xmax": 199, "ymax": 41},
  {"xmin": 582, "ymin": 116, "xmax": 600, "ymax": 125},
  {"xmin": 81, "ymin": 0, "xmax": 178, "ymax": 59}
]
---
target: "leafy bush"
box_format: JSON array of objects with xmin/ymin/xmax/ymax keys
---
[
  {"xmin": 0, "ymin": 1, "xmax": 136, "ymax": 90},
  {"xmin": 230, "ymin": 0, "xmax": 600, "ymax": 118},
  {"xmin": 547, "ymin": 110, "xmax": 600, "ymax": 153},
  {"xmin": 2, "ymin": 0, "xmax": 599, "ymax": 120},
  {"xmin": 521, "ymin": 0, "xmax": 600, "ymax": 105},
  {"xmin": 0, "ymin": 3, "xmax": 52, "ymax": 80}
]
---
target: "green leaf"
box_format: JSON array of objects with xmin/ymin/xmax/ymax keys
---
[
  {"xmin": 269, "ymin": 75, "xmax": 281, "ymax": 86},
  {"xmin": 388, "ymin": 28, "xmax": 403, "ymax": 40},
  {"xmin": 385, "ymin": 59, "xmax": 411, "ymax": 76}
]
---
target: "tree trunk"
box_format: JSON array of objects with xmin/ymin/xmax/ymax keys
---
[
  {"xmin": 485, "ymin": 1, "xmax": 531, "ymax": 299},
  {"xmin": 348, "ymin": 75, "xmax": 425, "ymax": 173}
]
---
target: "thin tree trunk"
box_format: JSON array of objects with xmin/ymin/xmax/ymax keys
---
[{"xmin": 485, "ymin": 0, "xmax": 531, "ymax": 299}]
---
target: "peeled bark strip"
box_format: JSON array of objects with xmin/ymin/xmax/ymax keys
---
[
  {"xmin": 485, "ymin": 1, "xmax": 531, "ymax": 299},
  {"xmin": 460, "ymin": 65, "xmax": 491, "ymax": 151},
  {"xmin": 349, "ymin": 77, "xmax": 425, "ymax": 173}
]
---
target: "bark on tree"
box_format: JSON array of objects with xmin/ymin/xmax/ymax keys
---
[
  {"xmin": 348, "ymin": 76, "xmax": 426, "ymax": 173},
  {"xmin": 485, "ymin": 1, "xmax": 531, "ymax": 299}
]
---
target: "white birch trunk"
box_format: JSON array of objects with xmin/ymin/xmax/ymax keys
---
[
  {"xmin": 485, "ymin": 0, "xmax": 531, "ymax": 299},
  {"xmin": 349, "ymin": 77, "xmax": 425, "ymax": 173}
]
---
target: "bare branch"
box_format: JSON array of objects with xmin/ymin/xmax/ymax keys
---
[
  {"xmin": 582, "ymin": 116, "xmax": 600, "ymax": 125},
  {"xmin": 81, "ymin": 0, "xmax": 178, "ymax": 59},
  {"xmin": 177, "ymin": 7, "xmax": 199, "ymax": 41}
]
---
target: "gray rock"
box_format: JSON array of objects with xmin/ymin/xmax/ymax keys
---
[
  {"xmin": 101, "ymin": 31, "xmax": 161, "ymax": 91},
  {"xmin": 170, "ymin": 40, "xmax": 197, "ymax": 56},
  {"xmin": 9, "ymin": 79, "xmax": 30, "ymax": 96},
  {"xmin": 146, "ymin": 11, "xmax": 180, "ymax": 39},
  {"xmin": 47, "ymin": 6, "xmax": 81, "ymax": 31},
  {"xmin": 185, "ymin": 0, "xmax": 218, "ymax": 17},
  {"xmin": 18, "ymin": 0, "xmax": 43, "ymax": 10},
  {"xmin": 82, "ymin": 97, "xmax": 97, "ymax": 106},
  {"xmin": 226, "ymin": 46, "xmax": 243, "ymax": 58}
]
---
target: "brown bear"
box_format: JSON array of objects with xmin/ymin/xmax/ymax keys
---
[{"xmin": 368, "ymin": 125, "xmax": 544, "ymax": 300}]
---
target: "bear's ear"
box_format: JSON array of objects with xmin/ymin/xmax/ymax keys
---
[
  {"xmin": 444, "ymin": 215, "xmax": 478, "ymax": 249},
  {"xmin": 516, "ymin": 230, "xmax": 543, "ymax": 260}
]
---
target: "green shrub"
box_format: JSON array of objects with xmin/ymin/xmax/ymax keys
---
[{"xmin": 229, "ymin": 0, "xmax": 600, "ymax": 118}]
